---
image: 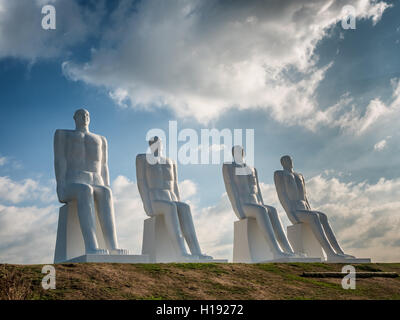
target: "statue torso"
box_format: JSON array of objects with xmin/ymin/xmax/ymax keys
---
[
  {"xmin": 282, "ymin": 170, "xmax": 308, "ymax": 210},
  {"xmin": 145, "ymin": 157, "xmax": 177, "ymax": 202},
  {"xmin": 231, "ymin": 165, "xmax": 260, "ymax": 205},
  {"xmin": 61, "ymin": 130, "xmax": 104, "ymax": 186}
]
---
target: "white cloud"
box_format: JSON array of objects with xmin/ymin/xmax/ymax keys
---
[
  {"xmin": 0, "ymin": 176, "xmax": 55, "ymax": 204},
  {"xmin": 0, "ymin": 156, "xmax": 7, "ymax": 166},
  {"xmin": 178, "ymin": 179, "xmax": 197, "ymax": 200},
  {"xmin": 0, "ymin": 0, "xmax": 104, "ymax": 60},
  {"xmin": 374, "ymin": 139, "xmax": 387, "ymax": 151},
  {"xmin": 0, "ymin": 204, "xmax": 58, "ymax": 264},
  {"xmin": 306, "ymin": 78, "xmax": 400, "ymax": 134},
  {"xmin": 304, "ymin": 174, "xmax": 400, "ymax": 261},
  {"xmin": 62, "ymin": 0, "xmax": 390, "ymax": 124}
]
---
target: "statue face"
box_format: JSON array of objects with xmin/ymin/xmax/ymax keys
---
[
  {"xmin": 149, "ymin": 136, "xmax": 163, "ymax": 155},
  {"xmin": 74, "ymin": 109, "xmax": 90, "ymax": 128},
  {"xmin": 232, "ymin": 145, "xmax": 245, "ymax": 163},
  {"xmin": 281, "ymin": 155, "xmax": 293, "ymax": 170}
]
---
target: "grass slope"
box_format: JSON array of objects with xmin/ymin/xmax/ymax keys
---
[{"xmin": 1, "ymin": 263, "xmax": 400, "ymax": 300}]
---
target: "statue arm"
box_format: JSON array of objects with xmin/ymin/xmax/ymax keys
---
[
  {"xmin": 101, "ymin": 137, "xmax": 110, "ymax": 187},
  {"xmin": 274, "ymin": 171, "xmax": 293, "ymax": 214},
  {"xmin": 173, "ymin": 161, "xmax": 180, "ymax": 202},
  {"xmin": 54, "ymin": 130, "xmax": 67, "ymax": 200},
  {"xmin": 301, "ymin": 174, "xmax": 312, "ymax": 210},
  {"xmin": 136, "ymin": 155, "xmax": 154, "ymax": 216},
  {"xmin": 223, "ymin": 164, "xmax": 246, "ymax": 219},
  {"xmin": 254, "ymin": 168, "xmax": 265, "ymax": 205}
]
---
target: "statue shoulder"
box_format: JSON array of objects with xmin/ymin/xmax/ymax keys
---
[
  {"xmin": 54, "ymin": 129, "xmax": 71, "ymax": 137},
  {"xmin": 89, "ymin": 132, "xmax": 106, "ymax": 142},
  {"xmin": 223, "ymin": 162, "xmax": 233, "ymax": 169},
  {"xmin": 274, "ymin": 170, "xmax": 285, "ymax": 178},
  {"xmin": 165, "ymin": 157, "xmax": 175, "ymax": 165},
  {"xmin": 294, "ymin": 171, "xmax": 304, "ymax": 179},
  {"xmin": 222, "ymin": 162, "xmax": 233, "ymax": 176},
  {"xmin": 54, "ymin": 129, "xmax": 74, "ymax": 142},
  {"xmin": 136, "ymin": 153, "xmax": 147, "ymax": 163}
]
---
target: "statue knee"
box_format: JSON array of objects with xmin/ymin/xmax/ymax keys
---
[
  {"xmin": 302, "ymin": 211, "xmax": 318, "ymax": 223},
  {"xmin": 317, "ymin": 212, "xmax": 327, "ymax": 221},
  {"xmin": 163, "ymin": 202, "xmax": 178, "ymax": 216},
  {"xmin": 98, "ymin": 186, "xmax": 112, "ymax": 200},
  {"xmin": 176, "ymin": 202, "xmax": 190, "ymax": 214},
  {"xmin": 254, "ymin": 206, "xmax": 268, "ymax": 219},
  {"xmin": 266, "ymin": 206, "xmax": 278, "ymax": 217},
  {"xmin": 77, "ymin": 184, "xmax": 93, "ymax": 200}
]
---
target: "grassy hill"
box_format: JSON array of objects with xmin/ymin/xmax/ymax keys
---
[{"xmin": 1, "ymin": 262, "xmax": 400, "ymax": 300}]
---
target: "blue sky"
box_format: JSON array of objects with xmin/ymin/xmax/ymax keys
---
[{"xmin": 0, "ymin": 0, "xmax": 400, "ymax": 263}]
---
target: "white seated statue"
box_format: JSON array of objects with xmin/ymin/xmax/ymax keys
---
[
  {"xmin": 54, "ymin": 109, "xmax": 129, "ymax": 262},
  {"xmin": 136, "ymin": 136, "xmax": 213, "ymax": 262},
  {"xmin": 274, "ymin": 155, "xmax": 370, "ymax": 262},
  {"xmin": 223, "ymin": 146, "xmax": 316, "ymax": 263}
]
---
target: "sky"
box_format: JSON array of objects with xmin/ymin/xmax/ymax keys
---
[{"xmin": 0, "ymin": 0, "xmax": 400, "ymax": 263}]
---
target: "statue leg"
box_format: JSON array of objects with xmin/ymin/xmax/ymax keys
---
[
  {"xmin": 295, "ymin": 211, "xmax": 338, "ymax": 257},
  {"xmin": 242, "ymin": 204, "xmax": 289, "ymax": 257},
  {"xmin": 63, "ymin": 183, "xmax": 104, "ymax": 254},
  {"xmin": 264, "ymin": 205, "xmax": 294, "ymax": 254},
  {"xmin": 315, "ymin": 211, "xmax": 344, "ymax": 255},
  {"xmin": 175, "ymin": 202, "xmax": 202, "ymax": 255},
  {"xmin": 151, "ymin": 200, "xmax": 190, "ymax": 256},
  {"xmin": 93, "ymin": 186, "xmax": 126, "ymax": 254}
]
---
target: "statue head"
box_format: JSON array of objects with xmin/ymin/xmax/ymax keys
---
[
  {"xmin": 232, "ymin": 145, "xmax": 245, "ymax": 164},
  {"xmin": 280, "ymin": 155, "xmax": 293, "ymax": 171},
  {"xmin": 73, "ymin": 109, "xmax": 90, "ymax": 131},
  {"xmin": 149, "ymin": 136, "xmax": 163, "ymax": 156}
]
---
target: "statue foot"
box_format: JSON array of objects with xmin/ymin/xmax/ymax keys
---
[
  {"xmin": 87, "ymin": 248, "xmax": 109, "ymax": 255},
  {"xmin": 110, "ymin": 248, "xmax": 130, "ymax": 255}
]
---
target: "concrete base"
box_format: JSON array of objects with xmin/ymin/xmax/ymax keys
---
[
  {"xmin": 64, "ymin": 254, "xmax": 150, "ymax": 263},
  {"xmin": 233, "ymin": 218, "xmax": 321, "ymax": 263},
  {"xmin": 54, "ymin": 203, "xmax": 149, "ymax": 264},
  {"xmin": 287, "ymin": 223, "xmax": 371, "ymax": 263},
  {"xmin": 287, "ymin": 223, "xmax": 326, "ymax": 260},
  {"xmin": 326, "ymin": 257, "xmax": 371, "ymax": 263},
  {"xmin": 54, "ymin": 202, "xmax": 111, "ymax": 263},
  {"xmin": 142, "ymin": 216, "xmax": 227, "ymax": 263}
]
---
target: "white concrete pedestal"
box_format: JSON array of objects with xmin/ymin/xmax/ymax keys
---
[
  {"xmin": 233, "ymin": 219, "xmax": 321, "ymax": 263},
  {"xmin": 287, "ymin": 223, "xmax": 326, "ymax": 260},
  {"xmin": 141, "ymin": 216, "xmax": 227, "ymax": 263},
  {"xmin": 233, "ymin": 218, "xmax": 274, "ymax": 263},
  {"xmin": 287, "ymin": 223, "xmax": 371, "ymax": 263},
  {"xmin": 64, "ymin": 254, "xmax": 149, "ymax": 263},
  {"xmin": 54, "ymin": 203, "xmax": 148, "ymax": 263}
]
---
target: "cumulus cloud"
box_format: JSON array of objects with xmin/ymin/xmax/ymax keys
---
[
  {"xmin": 62, "ymin": 0, "xmax": 391, "ymax": 124},
  {"xmin": 305, "ymin": 174, "xmax": 400, "ymax": 261},
  {"xmin": 374, "ymin": 138, "xmax": 388, "ymax": 151},
  {"xmin": 0, "ymin": 176, "xmax": 55, "ymax": 204},
  {"xmin": 306, "ymin": 78, "xmax": 400, "ymax": 134},
  {"xmin": 0, "ymin": 0, "xmax": 104, "ymax": 60},
  {"xmin": 0, "ymin": 204, "xmax": 58, "ymax": 264}
]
